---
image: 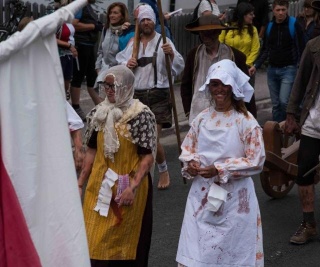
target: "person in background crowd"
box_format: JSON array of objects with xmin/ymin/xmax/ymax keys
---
[
  {"xmin": 249, "ymin": 0, "xmax": 305, "ymax": 123},
  {"xmin": 136, "ymin": 0, "xmax": 173, "ymax": 40},
  {"xmin": 116, "ymin": 5, "xmax": 184, "ymax": 189},
  {"xmin": 93, "ymin": 2, "xmax": 134, "ymax": 105},
  {"xmin": 237, "ymin": 0, "xmax": 270, "ymax": 39},
  {"xmin": 176, "ymin": 59, "xmax": 265, "ymax": 267},
  {"xmin": 95, "ymin": 2, "xmax": 132, "ymax": 76},
  {"xmin": 66, "ymin": 101, "xmax": 85, "ymax": 170},
  {"xmin": 296, "ymin": 0, "xmax": 320, "ymax": 42},
  {"xmin": 70, "ymin": 0, "xmax": 103, "ymax": 121},
  {"xmin": 79, "ymin": 65, "xmax": 156, "ymax": 267},
  {"xmin": 219, "ymin": 2, "xmax": 260, "ymax": 87},
  {"xmin": 55, "ymin": 0, "xmax": 78, "ymax": 100},
  {"xmin": 181, "ymin": 14, "xmax": 257, "ymax": 126},
  {"xmin": 198, "ymin": 0, "xmax": 222, "ymax": 17},
  {"xmin": 285, "ymin": 1, "xmax": 320, "ymax": 245}
]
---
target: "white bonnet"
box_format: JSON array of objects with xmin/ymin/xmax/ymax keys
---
[{"xmin": 199, "ymin": 59, "xmax": 254, "ymax": 102}]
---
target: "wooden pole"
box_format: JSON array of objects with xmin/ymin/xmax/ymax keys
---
[
  {"xmin": 156, "ymin": 0, "xmax": 186, "ymax": 184},
  {"xmin": 131, "ymin": 21, "xmax": 140, "ymax": 60}
]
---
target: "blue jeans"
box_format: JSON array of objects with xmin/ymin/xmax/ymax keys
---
[{"xmin": 267, "ymin": 65, "xmax": 297, "ymax": 122}]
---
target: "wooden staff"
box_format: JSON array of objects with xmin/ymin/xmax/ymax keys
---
[
  {"xmin": 157, "ymin": 0, "xmax": 186, "ymax": 184},
  {"xmin": 132, "ymin": 20, "xmax": 140, "ymax": 60}
]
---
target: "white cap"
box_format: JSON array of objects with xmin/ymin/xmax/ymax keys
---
[
  {"xmin": 199, "ymin": 59, "xmax": 254, "ymax": 103},
  {"xmin": 137, "ymin": 4, "xmax": 156, "ymax": 24}
]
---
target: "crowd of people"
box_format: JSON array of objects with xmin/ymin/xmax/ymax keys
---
[{"xmin": 13, "ymin": 0, "xmax": 320, "ymax": 266}]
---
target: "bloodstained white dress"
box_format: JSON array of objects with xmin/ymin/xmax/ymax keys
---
[{"xmin": 176, "ymin": 108, "xmax": 265, "ymax": 267}]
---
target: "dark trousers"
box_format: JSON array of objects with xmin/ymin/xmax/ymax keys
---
[{"xmin": 296, "ymin": 134, "xmax": 320, "ymax": 186}]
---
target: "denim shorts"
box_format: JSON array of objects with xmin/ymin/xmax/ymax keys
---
[{"xmin": 60, "ymin": 55, "xmax": 73, "ymax": 81}]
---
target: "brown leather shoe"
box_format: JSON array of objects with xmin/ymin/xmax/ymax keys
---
[{"xmin": 290, "ymin": 221, "xmax": 317, "ymax": 244}]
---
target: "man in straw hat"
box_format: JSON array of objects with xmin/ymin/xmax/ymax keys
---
[
  {"xmin": 285, "ymin": 0, "xmax": 320, "ymax": 246},
  {"xmin": 116, "ymin": 4, "xmax": 184, "ymax": 189},
  {"xmin": 180, "ymin": 14, "xmax": 257, "ymax": 125}
]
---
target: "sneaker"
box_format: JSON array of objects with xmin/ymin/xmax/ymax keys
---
[
  {"xmin": 74, "ymin": 107, "xmax": 87, "ymax": 122},
  {"xmin": 290, "ymin": 221, "xmax": 317, "ymax": 244}
]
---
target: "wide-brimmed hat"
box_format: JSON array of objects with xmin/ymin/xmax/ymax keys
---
[
  {"xmin": 185, "ymin": 14, "xmax": 236, "ymax": 33},
  {"xmin": 311, "ymin": 0, "xmax": 320, "ymax": 11}
]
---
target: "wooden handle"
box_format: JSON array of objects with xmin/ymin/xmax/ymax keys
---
[{"xmin": 132, "ymin": 22, "xmax": 140, "ymax": 60}]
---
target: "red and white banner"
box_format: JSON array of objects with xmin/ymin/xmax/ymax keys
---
[{"xmin": 0, "ymin": 0, "xmax": 90, "ymax": 266}]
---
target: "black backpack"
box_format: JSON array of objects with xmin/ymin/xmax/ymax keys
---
[{"xmin": 191, "ymin": 0, "xmax": 213, "ymax": 22}]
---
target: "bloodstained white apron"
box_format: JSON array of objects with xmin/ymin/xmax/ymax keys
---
[{"xmin": 176, "ymin": 111, "xmax": 263, "ymax": 267}]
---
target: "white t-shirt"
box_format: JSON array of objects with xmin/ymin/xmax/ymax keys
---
[
  {"xmin": 302, "ymin": 90, "xmax": 320, "ymax": 139},
  {"xmin": 197, "ymin": 0, "xmax": 220, "ymax": 17}
]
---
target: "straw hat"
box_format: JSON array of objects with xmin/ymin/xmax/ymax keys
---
[{"xmin": 185, "ymin": 14, "xmax": 236, "ymax": 33}]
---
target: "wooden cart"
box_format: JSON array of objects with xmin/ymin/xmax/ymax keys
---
[{"xmin": 260, "ymin": 121, "xmax": 299, "ymax": 198}]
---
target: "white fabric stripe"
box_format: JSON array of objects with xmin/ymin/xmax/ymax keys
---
[{"xmin": 0, "ymin": 0, "xmax": 90, "ymax": 266}]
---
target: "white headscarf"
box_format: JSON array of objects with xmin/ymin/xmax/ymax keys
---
[
  {"xmin": 199, "ymin": 59, "xmax": 254, "ymax": 102},
  {"xmin": 87, "ymin": 65, "xmax": 135, "ymax": 161},
  {"xmin": 137, "ymin": 4, "xmax": 156, "ymax": 24}
]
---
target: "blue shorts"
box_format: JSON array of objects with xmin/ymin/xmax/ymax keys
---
[{"xmin": 60, "ymin": 55, "xmax": 73, "ymax": 81}]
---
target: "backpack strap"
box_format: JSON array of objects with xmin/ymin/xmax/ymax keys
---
[
  {"xmin": 288, "ymin": 16, "xmax": 296, "ymax": 39},
  {"xmin": 266, "ymin": 17, "xmax": 296, "ymax": 39},
  {"xmin": 266, "ymin": 21, "xmax": 273, "ymax": 38}
]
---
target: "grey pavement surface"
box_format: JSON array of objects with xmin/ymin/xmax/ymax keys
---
[{"xmin": 77, "ymin": 71, "xmax": 320, "ymax": 266}]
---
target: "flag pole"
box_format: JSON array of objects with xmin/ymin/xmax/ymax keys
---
[{"xmin": 156, "ymin": 0, "xmax": 186, "ymax": 184}]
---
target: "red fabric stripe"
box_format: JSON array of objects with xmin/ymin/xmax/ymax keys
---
[
  {"xmin": 59, "ymin": 23, "xmax": 71, "ymax": 42},
  {"xmin": 0, "ymin": 143, "xmax": 42, "ymax": 267}
]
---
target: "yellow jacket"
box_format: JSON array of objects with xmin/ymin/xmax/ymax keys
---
[{"xmin": 219, "ymin": 25, "xmax": 260, "ymax": 67}]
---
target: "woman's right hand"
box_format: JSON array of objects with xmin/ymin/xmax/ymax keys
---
[{"xmin": 187, "ymin": 160, "xmax": 200, "ymax": 176}]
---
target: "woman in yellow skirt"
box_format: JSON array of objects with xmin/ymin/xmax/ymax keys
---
[{"xmin": 78, "ymin": 65, "xmax": 157, "ymax": 267}]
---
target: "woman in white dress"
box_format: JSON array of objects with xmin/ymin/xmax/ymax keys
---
[{"xmin": 176, "ymin": 59, "xmax": 265, "ymax": 267}]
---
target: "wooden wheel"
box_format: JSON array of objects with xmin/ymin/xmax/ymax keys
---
[
  {"xmin": 260, "ymin": 170, "xmax": 295, "ymax": 198},
  {"xmin": 260, "ymin": 121, "xmax": 299, "ymax": 198}
]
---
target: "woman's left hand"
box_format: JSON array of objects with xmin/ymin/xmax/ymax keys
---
[
  {"xmin": 197, "ymin": 165, "xmax": 218, "ymax": 179},
  {"xmin": 119, "ymin": 187, "xmax": 135, "ymax": 206},
  {"xmin": 121, "ymin": 22, "xmax": 131, "ymax": 31}
]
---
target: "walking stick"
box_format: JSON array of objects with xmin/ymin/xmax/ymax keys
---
[
  {"xmin": 156, "ymin": 0, "xmax": 186, "ymax": 184},
  {"xmin": 132, "ymin": 21, "xmax": 140, "ymax": 60}
]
